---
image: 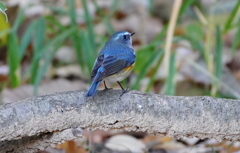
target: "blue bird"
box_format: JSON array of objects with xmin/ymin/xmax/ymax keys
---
[{"xmin": 85, "ymin": 31, "xmax": 136, "ymax": 97}]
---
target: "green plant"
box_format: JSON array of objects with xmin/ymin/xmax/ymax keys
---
[{"xmin": 0, "ymin": 1, "xmax": 8, "ymax": 22}]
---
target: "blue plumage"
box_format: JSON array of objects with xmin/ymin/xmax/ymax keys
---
[
  {"xmin": 85, "ymin": 31, "xmax": 135, "ymax": 97},
  {"xmin": 85, "ymin": 81, "xmax": 101, "ymax": 97}
]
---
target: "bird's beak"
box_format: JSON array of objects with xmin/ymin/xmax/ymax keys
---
[{"xmin": 130, "ymin": 32, "xmax": 135, "ymax": 36}]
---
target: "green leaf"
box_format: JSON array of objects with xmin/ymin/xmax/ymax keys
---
[
  {"xmin": 145, "ymin": 52, "xmax": 164, "ymax": 92},
  {"xmin": 148, "ymin": 0, "xmax": 154, "ymax": 15},
  {"xmin": 179, "ymin": 35, "xmax": 204, "ymax": 58},
  {"xmin": 134, "ymin": 27, "xmax": 167, "ymax": 73},
  {"xmin": 81, "ymin": 31, "xmax": 99, "ymax": 76},
  {"xmin": 187, "ymin": 59, "xmax": 240, "ymax": 99},
  {"xmin": 134, "ymin": 45, "xmax": 156, "ymax": 72},
  {"xmin": 185, "ymin": 24, "xmax": 204, "ymax": 41},
  {"xmin": 19, "ymin": 20, "xmax": 37, "ymax": 60},
  {"xmin": 81, "ymin": 0, "xmax": 96, "ymax": 52},
  {"xmin": 141, "ymin": 27, "xmax": 167, "ymax": 92},
  {"xmin": 71, "ymin": 31, "xmax": 84, "ymax": 65},
  {"xmin": 132, "ymin": 48, "xmax": 164, "ymax": 90},
  {"xmin": 232, "ymin": 18, "xmax": 240, "ymax": 56},
  {"xmin": 214, "ymin": 25, "xmax": 222, "ymax": 96},
  {"xmin": 165, "ymin": 52, "xmax": 176, "ymax": 95},
  {"xmin": 223, "ymin": 0, "xmax": 240, "ymax": 33},
  {"xmin": 30, "ymin": 17, "xmax": 45, "ymax": 84},
  {"xmin": 67, "ymin": 0, "xmax": 85, "ymax": 74},
  {"xmin": 45, "ymin": 15, "xmax": 66, "ymax": 32},
  {"xmin": 33, "ymin": 27, "xmax": 77, "ymax": 94},
  {"xmin": 215, "ymin": 25, "xmax": 222, "ymax": 80},
  {"xmin": 152, "ymin": 25, "xmax": 168, "ymax": 43},
  {"xmin": 7, "ymin": 32, "xmax": 20, "ymax": 87},
  {"xmin": 68, "ymin": 0, "xmax": 77, "ymax": 26},
  {"xmin": 91, "ymin": 0, "xmax": 115, "ymax": 34},
  {"xmin": 0, "ymin": 29, "xmax": 10, "ymax": 37},
  {"xmin": 47, "ymin": 6, "xmax": 68, "ymax": 15},
  {"xmin": 179, "ymin": 0, "xmax": 195, "ymax": 17},
  {"xmin": 184, "ymin": 24, "xmax": 205, "ymax": 57},
  {"xmin": 12, "ymin": 9, "xmax": 24, "ymax": 32},
  {"xmin": 0, "ymin": 2, "xmax": 8, "ymax": 23}
]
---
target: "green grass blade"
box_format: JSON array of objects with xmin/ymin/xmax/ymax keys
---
[
  {"xmin": 187, "ymin": 59, "xmax": 240, "ymax": 99},
  {"xmin": 139, "ymin": 32, "xmax": 167, "ymax": 93},
  {"xmin": 0, "ymin": 28, "xmax": 11, "ymax": 38},
  {"xmin": 0, "ymin": 1, "xmax": 8, "ymax": 22},
  {"xmin": 67, "ymin": 0, "xmax": 85, "ymax": 72},
  {"xmin": 145, "ymin": 52, "xmax": 164, "ymax": 92},
  {"xmin": 91, "ymin": 0, "xmax": 104, "ymax": 16},
  {"xmin": 134, "ymin": 45, "xmax": 156, "ymax": 71},
  {"xmin": 215, "ymin": 25, "xmax": 222, "ymax": 80},
  {"xmin": 67, "ymin": 0, "xmax": 77, "ymax": 26},
  {"xmin": 185, "ymin": 24, "xmax": 204, "ymax": 42},
  {"xmin": 81, "ymin": 31, "xmax": 91, "ymax": 73},
  {"xmin": 7, "ymin": 32, "xmax": 20, "ymax": 87},
  {"xmin": 33, "ymin": 43, "xmax": 62, "ymax": 95},
  {"xmin": 231, "ymin": 18, "xmax": 240, "ymax": 56},
  {"xmin": 109, "ymin": 0, "xmax": 118, "ymax": 15},
  {"xmin": 152, "ymin": 25, "xmax": 168, "ymax": 43},
  {"xmin": 30, "ymin": 17, "xmax": 45, "ymax": 84},
  {"xmin": 45, "ymin": 15, "xmax": 67, "ymax": 31},
  {"xmin": 91, "ymin": 0, "xmax": 115, "ymax": 34},
  {"xmin": 139, "ymin": 27, "xmax": 167, "ymax": 92},
  {"xmin": 132, "ymin": 48, "xmax": 164, "ymax": 90},
  {"xmin": 71, "ymin": 31, "xmax": 84, "ymax": 66},
  {"xmin": 179, "ymin": 0, "xmax": 195, "ymax": 17},
  {"xmin": 81, "ymin": 0, "xmax": 96, "ymax": 52},
  {"xmin": 34, "ymin": 18, "xmax": 45, "ymax": 50},
  {"xmin": 213, "ymin": 25, "xmax": 222, "ymax": 96},
  {"xmin": 19, "ymin": 20, "xmax": 37, "ymax": 60},
  {"xmin": 165, "ymin": 52, "xmax": 176, "ymax": 95},
  {"xmin": 103, "ymin": 18, "xmax": 115, "ymax": 34},
  {"xmin": 12, "ymin": 9, "xmax": 24, "ymax": 32},
  {"xmin": 223, "ymin": 0, "xmax": 240, "ymax": 33},
  {"xmin": 47, "ymin": 6, "xmax": 68, "ymax": 15},
  {"xmin": 179, "ymin": 35, "xmax": 204, "ymax": 58},
  {"xmin": 33, "ymin": 27, "xmax": 77, "ymax": 94},
  {"xmin": 148, "ymin": 0, "xmax": 154, "ymax": 15},
  {"xmin": 80, "ymin": 31, "xmax": 98, "ymax": 75},
  {"xmin": 183, "ymin": 24, "xmax": 205, "ymax": 58}
]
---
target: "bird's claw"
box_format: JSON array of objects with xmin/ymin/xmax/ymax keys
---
[
  {"xmin": 103, "ymin": 87, "xmax": 112, "ymax": 91},
  {"xmin": 120, "ymin": 87, "xmax": 130, "ymax": 97}
]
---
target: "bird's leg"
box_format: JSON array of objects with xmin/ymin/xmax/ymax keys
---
[
  {"xmin": 117, "ymin": 81, "xmax": 130, "ymax": 96},
  {"xmin": 103, "ymin": 81, "xmax": 109, "ymax": 91}
]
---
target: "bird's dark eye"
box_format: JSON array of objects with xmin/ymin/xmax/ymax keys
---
[{"xmin": 123, "ymin": 35, "xmax": 127, "ymax": 39}]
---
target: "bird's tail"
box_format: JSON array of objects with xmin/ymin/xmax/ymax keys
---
[{"xmin": 85, "ymin": 81, "xmax": 101, "ymax": 97}]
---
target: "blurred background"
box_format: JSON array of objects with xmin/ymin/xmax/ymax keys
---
[{"xmin": 0, "ymin": 0, "xmax": 240, "ymax": 152}]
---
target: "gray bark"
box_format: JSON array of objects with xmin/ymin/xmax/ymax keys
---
[{"xmin": 0, "ymin": 89, "xmax": 240, "ymax": 152}]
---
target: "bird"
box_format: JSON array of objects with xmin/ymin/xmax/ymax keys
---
[{"xmin": 85, "ymin": 31, "xmax": 136, "ymax": 97}]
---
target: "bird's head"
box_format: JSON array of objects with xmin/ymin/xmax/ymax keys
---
[{"xmin": 108, "ymin": 31, "xmax": 135, "ymax": 47}]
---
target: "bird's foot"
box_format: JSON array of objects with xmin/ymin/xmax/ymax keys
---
[
  {"xmin": 103, "ymin": 87, "xmax": 112, "ymax": 91},
  {"xmin": 103, "ymin": 81, "xmax": 112, "ymax": 91},
  {"xmin": 120, "ymin": 87, "xmax": 131, "ymax": 97}
]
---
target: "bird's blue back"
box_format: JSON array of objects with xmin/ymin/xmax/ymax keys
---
[
  {"xmin": 100, "ymin": 41, "xmax": 135, "ymax": 61},
  {"xmin": 90, "ymin": 40, "xmax": 135, "ymax": 82}
]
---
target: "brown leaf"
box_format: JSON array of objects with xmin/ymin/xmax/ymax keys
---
[{"xmin": 56, "ymin": 141, "xmax": 88, "ymax": 153}]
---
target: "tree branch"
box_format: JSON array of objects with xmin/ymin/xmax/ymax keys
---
[{"xmin": 0, "ymin": 89, "xmax": 240, "ymax": 152}]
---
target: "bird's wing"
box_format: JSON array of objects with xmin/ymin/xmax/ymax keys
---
[
  {"xmin": 91, "ymin": 54, "xmax": 104, "ymax": 81},
  {"xmin": 91, "ymin": 52, "xmax": 135, "ymax": 82}
]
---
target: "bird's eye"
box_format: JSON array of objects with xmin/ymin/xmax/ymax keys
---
[{"xmin": 123, "ymin": 35, "xmax": 127, "ymax": 39}]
